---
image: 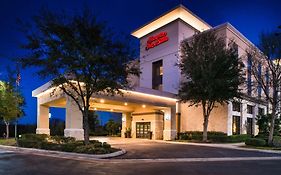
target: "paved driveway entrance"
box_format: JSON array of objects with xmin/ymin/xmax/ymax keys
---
[{"xmin": 91, "ymin": 137, "xmax": 281, "ymax": 159}]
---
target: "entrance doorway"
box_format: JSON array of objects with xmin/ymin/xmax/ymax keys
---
[{"xmin": 136, "ymin": 122, "xmax": 151, "ymax": 139}]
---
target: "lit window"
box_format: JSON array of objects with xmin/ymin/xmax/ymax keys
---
[
  {"xmin": 152, "ymin": 60, "xmax": 163, "ymax": 90},
  {"xmin": 232, "ymin": 115, "xmax": 240, "ymax": 135}
]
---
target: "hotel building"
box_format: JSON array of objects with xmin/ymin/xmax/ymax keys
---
[{"xmin": 33, "ymin": 5, "xmax": 267, "ymax": 140}]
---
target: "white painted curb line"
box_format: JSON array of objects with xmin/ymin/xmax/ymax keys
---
[{"xmin": 0, "ymin": 145, "xmax": 126, "ymax": 159}]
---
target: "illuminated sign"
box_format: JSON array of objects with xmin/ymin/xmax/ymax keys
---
[{"xmin": 145, "ymin": 32, "xmax": 169, "ymax": 50}]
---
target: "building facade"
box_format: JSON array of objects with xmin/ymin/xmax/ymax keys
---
[{"xmin": 33, "ymin": 5, "xmax": 267, "ymax": 140}]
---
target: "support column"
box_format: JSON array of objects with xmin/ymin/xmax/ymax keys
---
[
  {"xmin": 253, "ymin": 105, "xmax": 259, "ymax": 136},
  {"xmin": 241, "ymin": 102, "xmax": 247, "ymax": 134},
  {"xmin": 64, "ymin": 97, "xmax": 84, "ymax": 140},
  {"xmin": 36, "ymin": 103, "xmax": 50, "ymax": 135},
  {"xmin": 121, "ymin": 113, "xmax": 132, "ymax": 138},
  {"xmin": 227, "ymin": 102, "xmax": 232, "ymax": 136},
  {"xmin": 176, "ymin": 101, "xmax": 181, "ymax": 134},
  {"xmin": 163, "ymin": 106, "xmax": 177, "ymax": 140}
]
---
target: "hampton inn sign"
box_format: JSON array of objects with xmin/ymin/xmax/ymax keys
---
[
  {"xmin": 145, "ymin": 32, "xmax": 169, "ymax": 50},
  {"xmin": 33, "ymin": 5, "xmax": 267, "ymax": 140}
]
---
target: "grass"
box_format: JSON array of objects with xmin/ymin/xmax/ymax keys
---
[
  {"xmin": 0, "ymin": 138, "xmax": 17, "ymax": 146},
  {"xmin": 241, "ymin": 145, "xmax": 281, "ymax": 151}
]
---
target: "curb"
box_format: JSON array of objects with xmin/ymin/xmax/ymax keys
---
[
  {"xmin": 153, "ymin": 140, "xmax": 281, "ymax": 154},
  {"xmin": 0, "ymin": 145, "xmax": 126, "ymax": 159}
]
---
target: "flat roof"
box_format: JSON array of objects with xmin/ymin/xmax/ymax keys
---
[{"xmin": 131, "ymin": 4, "xmax": 212, "ymax": 38}]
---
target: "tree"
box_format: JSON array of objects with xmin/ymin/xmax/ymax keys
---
[
  {"xmin": 248, "ymin": 31, "xmax": 281, "ymax": 145},
  {"xmin": 88, "ymin": 110, "xmax": 99, "ymax": 133},
  {"xmin": 20, "ymin": 9, "xmax": 139, "ymax": 144},
  {"xmin": 179, "ymin": 31, "xmax": 245, "ymax": 142},
  {"xmin": 0, "ymin": 81, "xmax": 24, "ymax": 139},
  {"xmin": 105, "ymin": 119, "xmax": 121, "ymax": 136}
]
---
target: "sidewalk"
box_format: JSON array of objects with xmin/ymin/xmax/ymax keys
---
[{"xmin": 156, "ymin": 140, "xmax": 281, "ymax": 154}]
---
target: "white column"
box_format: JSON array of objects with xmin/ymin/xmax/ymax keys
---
[
  {"xmin": 36, "ymin": 103, "xmax": 50, "ymax": 135},
  {"xmin": 227, "ymin": 102, "xmax": 232, "ymax": 136},
  {"xmin": 253, "ymin": 105, "xmax": 259, "ymax": 136},
  {"xmin": 121, "ymin": 112, "xmax": 132, "ymax": 138},
  {"xmin": 241, "ymin": 102, "xmax": 247, "ymax": 134},
  {"xmin": 64, "ymin": 97, "xmax": 84, "ymax": 140},
  {"xmin": 163, "ymin": 106, "xmax": 177, "ymax": 140}
]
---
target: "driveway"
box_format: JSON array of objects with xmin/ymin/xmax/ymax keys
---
[
  {"xmin": 91, "ymin": 137, "xmax": 281, "ymax": 159},
  {"xmin": 1, "ymin": 149, "xmax": 281, "ymax": 175}
]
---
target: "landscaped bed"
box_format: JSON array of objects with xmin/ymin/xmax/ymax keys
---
[
  {"xmin": 177, "ymin": 131, "xmax": 251, "ymax": 143},
  {"xmin": 15, "ymin": 134, "xmax": 119, "ymax": 154},
  {"xmin": 0, "ymin": 138, "xmax": 16, "ymax": 146}
]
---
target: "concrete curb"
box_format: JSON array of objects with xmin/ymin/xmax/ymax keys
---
[
  {"xmin": 0, "ymin": 145, "xmax": 126, "ymax": 159},
  {"xmin": 154, "ymin": 140, "xmax": 281, "ymax": 154}
]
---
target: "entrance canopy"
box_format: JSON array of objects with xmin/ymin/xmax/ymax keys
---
[{"xmin": 32, "ymin": 81, "xmax": 179, "ymax": 140}]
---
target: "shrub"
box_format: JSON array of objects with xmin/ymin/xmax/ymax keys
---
[
  {"xmin": 21, "ymin": 134, "xmax": 48, "ymax": 142},
  {"xmin": 178, "ymin": 131, "xmax": 227, "ymax": 142},
  {"xmin": 17, "ymin": 134, "xmax": 116, "ymax": 154},
  {"xmin": 273, "ymin": 136, "xmax": 281, "ymax": 147},
  {"xmin": 226, "ymin": 134, "xmax": 251, "ymax": 143},
  {"xmin": 245, "ymin": 138, "xmax": 266, "ymax": 147},
  {"xmin": 102, "ymin": 142, "xmax": 111, "ymax": 149},
  {"xmin": 51, "ymin": 136, "xmax": 76, "ymax": 144},
  {"xmin": 18, "ymin": 139, "xmax": 43, "ymax": 148},
  {"xmin": 18, "ymin": 134, "xmax": 49, "ymax": 148}
]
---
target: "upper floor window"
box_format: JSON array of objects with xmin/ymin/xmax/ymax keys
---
[
  {"xmin": 232, "ymin": 102, "xmax": 241, "ymax": 112},
  {"xmin": 152, "ymin": 60, "xmax": 163, "ymax": 91},
  {"xmin": 247, "ymin": 105, "xmax": 254, "ymax": 114},
  {"xmin": 258, "ymin": 107, "xmax": 265, "ymax": 115},
  {"xmin": 247, "ymin": 55, "xmax": 252, "ymax": 96},
  {"xmin": 258, "ymin": 62, "xmax": 262, "ymax": 98},
  {"xmin": 233, "ymin": 43, "xmax": 238, "ymax": 57}
]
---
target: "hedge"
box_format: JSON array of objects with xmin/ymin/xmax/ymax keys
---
[
  {"xmin": 273, "ymin": 136, "xmax": 281, "ymax": 147},
  {"xmin": 245, "ymin": 138, "xmax": 266, "ymax": 147},
  {"xmin": 17, "ymin": 134, "xmax": 117, "ymax": 154},
  {"xmin": 177, "ymin": 131, "xmax": 250, "ymax": 143}
]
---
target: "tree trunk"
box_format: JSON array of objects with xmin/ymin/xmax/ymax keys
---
[
  {"xmin": 202, "ymin": 102, "xmax": 209, "ymax": 142},
  {"xmin": 5, "ymin": 122, "xmax": 9, "ymax": 139},
  {"xmin": 268, "ymin": 110, "xmax": 276, "ymax": 146},
  {"xmin": 83, "ymin": 109, "xmax": 90, "ymax": 145},
  {"xmin": 268, "ymin": 96, "xmax": 277, "ymax": 146},
  {"xmin": 203, "ymin": 115, "xmax": 209, "ymax": 142}
]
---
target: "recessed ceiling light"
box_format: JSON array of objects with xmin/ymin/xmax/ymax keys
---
[
  {"xmin": 94, "ymin": 108, "xmax": 97, "ymax": 110},
  {"xmin": 110, "ymin": 109, "xmax": 114, "ymax": 111},
  {"xmin": 124, "ymin": 102, "xmax": 128, "ymax": 106},
  {"xmin": 100, "ymin": 99, "xmax": 105, "ymax": 103},
  {"xmin": 142, "ymin": 104, "xmax": 146, "ymax": 108}
]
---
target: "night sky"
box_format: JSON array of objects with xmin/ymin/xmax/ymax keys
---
[{"xmin": 0, "ymin": 0, "xmax": 280, "ymax": 124}]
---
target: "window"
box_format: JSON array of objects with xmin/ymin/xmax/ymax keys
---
[
  {"xmin": 247, "ymin": 55, "xmax": 252, "ymax": 96},
  {"xmin": 152, "ymin": 60, "xmax": 163, "ymax": 90},
  {"xmin": 247, "ymin": 118, "xmax": 253, "ymax": 135},
  {"xmin": 233, "ymin": 43, "xmax": 239, "ymax": 57},
  {"xmin": 266, "ymin": 68, "xmax": 269, "ymax": 95},
  {"xmin": 232, "ymin": 102, "xmax": 241, "ymax": 112},
  {"xmin": 232, "ymin": 116, "xmax": 241, "ymax": 135},
  {"xmin": 258, "ymin": 107, "xmax": 265, "ymax": 115},
  {"xmin": 258, "ymin": 62, "xmax": 262, "ymax": 98},
  {"xmin": 247, "ymin": 105, "xmax": 253, "ymax": 114}
]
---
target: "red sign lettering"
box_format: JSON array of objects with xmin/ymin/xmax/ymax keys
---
[{"xmin": 146, "ymin": 32, "xmax": 169, "ymax": 50}]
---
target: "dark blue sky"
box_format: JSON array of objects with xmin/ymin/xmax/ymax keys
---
[{"xmin": 0, "ymin": 0, "xmax": 280, "ymax": 124}]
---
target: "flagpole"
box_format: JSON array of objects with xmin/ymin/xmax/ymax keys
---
[{"xmin": 15, "ymin": 63, "xmax": 20, "ymax": 144}]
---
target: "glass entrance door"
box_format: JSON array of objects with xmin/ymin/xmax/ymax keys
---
[{"xmin": 136, "ymin": 122, "xmax": 151, "ymax": 138}]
